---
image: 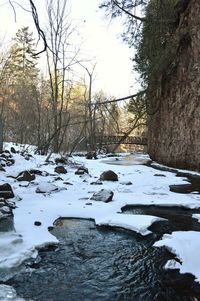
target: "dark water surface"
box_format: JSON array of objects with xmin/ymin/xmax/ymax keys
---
[
  {"xmin": 122, "ymin": 205, "xmax": 200, "ymax": 234},
  {"xmin": 5, "ymin": 217, "xmax": 200, "ymax": 301}
]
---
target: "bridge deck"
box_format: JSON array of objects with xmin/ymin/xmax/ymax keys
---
[{"xmin": 96, "ymin": 135, "xmax": 147, "ymax": 146}]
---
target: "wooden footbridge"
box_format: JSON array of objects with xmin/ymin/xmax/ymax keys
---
[{"xmin": 96, "ymin": 135, "xmax": 147, "ymax": 146}]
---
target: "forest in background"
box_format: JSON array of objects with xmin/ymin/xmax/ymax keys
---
[{"xmin": 0, "ymin": 0, "xmax": 147, "ymax": 155}]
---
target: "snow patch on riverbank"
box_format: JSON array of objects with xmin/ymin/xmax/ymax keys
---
[
  {"xmin": 154, "ymin": 231, "xmax": 200, "ymax": 282},
  {"xmin": 96, "ymin": 213, "xmax": 165, "ymax": 236}
]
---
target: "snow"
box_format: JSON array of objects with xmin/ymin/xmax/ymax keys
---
[
  {"xmin": 0, "ymin": 284, "xmax": 26, "ymax": 301},
  {"xmin": 35, "ymin": 182, "xmax": 59, "ymax": 193},
  {"xmin": 0, "ymin": 231, "xmax": 38, "ymax": 269},
  {"xmin": 0, "ymin": 142, "xmax": 200, "ymax": 291},
  {"xmin": 96, "ymin": 213, "xmax": 165, "ymax": 235},
  {"xmin": 154, "ymin": 231, "xmax": 200, "ymax": 281}
]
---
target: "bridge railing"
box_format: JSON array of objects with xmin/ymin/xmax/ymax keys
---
[{"xmin": 96, "ymin": 135, "xmax": 147, "ymax": 145}]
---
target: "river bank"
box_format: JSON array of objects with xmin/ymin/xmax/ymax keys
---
[{"xmin": 0, "ymin": 144, "xmax": 200, "ymax": 300}]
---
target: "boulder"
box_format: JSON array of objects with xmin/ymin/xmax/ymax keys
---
[
  {"xmin": 36, "ymin": 183, "xmax": 58, "ymax": 193},
  {"xmin": 169, "ymin": 184, "xmax": 193, "ymax": 193},
  {"xmin": 55, "ymin": 156, "xmax": 68, "ymax": 165},
  {"xmin": 0, "ymin": 183, "xmax": 14, "ymax": 199},
  {"xmin": 86, "ymin": 152, "xmax": 97, "ymax": 159},
  {"xmin": 10, "ymin": 147, "xmax": 16, "ymax": 153},
  {"xmin": 0, "ymin": 151, "xmax": 12, "ymax": 159},
  {"xmin": 75, "ymin": 167, "xmax": 89, "ymax": 175},
  {"xmin": 6, "ymin": 158, "xmax": 15, "ymax": 166},
  {"xmin": 29, "ymin": 169, "xmax": 49, "ymax": 176},
  {"xmin": 119, "ymin": 181, "xmax": 133, "ymax": 185},
  {"xmin": 0, "ymin": 165, "xmax": 5, "ymax": 172},
  {"xmin": 54, "ymin": 176, "xmax": 63, "ymax": 181},
  {"xmin": 100, "ymin": 170, "xmax": 118, "ymax": 181},
  {"xmin": 54, "ymin": 166, "xmax": 67, "ymax": 174},
  {"xmin": 16, "ymin": 171, "xmax": 36, "ymax": 182},
  {"xmin": 0, "ymin": 158, "xmax": 6, "ymax": 167},
  {"xmin": 188, "ymin": 174, "xmax": 200, "ymax": 191},
  {"xmin": 0, "ymin": 200, "xmax": 13, "ymax": 217},
  {"xmin": 24, "ymin": 154, "xmax": 33, "ymax": 161},
  {"xmin": 90, "ymin": 189, "xmax": 114, "ymax": 203},
  {"xmin": 90, "ymin": 180, "xmax": 103, "ymax": 185},
  {"xmin": 0, "ymin": 151, "xmax": 15, "ymax": 166},
  {"xmin": 0, "ymin": 198, "xmax": 15, "ymax": 232}
]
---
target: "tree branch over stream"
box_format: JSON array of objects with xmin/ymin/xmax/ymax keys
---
[
  {"xmin": 112, "ymin": 0, "xmax": 146, "ymax": 22},
  {"xmin": 91, "ymin": 89, "xmax": 146, "ymax": 105}
]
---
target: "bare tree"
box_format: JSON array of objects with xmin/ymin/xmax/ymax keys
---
[
  {"xmin": 78, "ymin": 63, "xmax": 97, "ymax": 151},
  {"xmin": 44, "ymin": 0, "xmax": 80, "ymax": 153}
]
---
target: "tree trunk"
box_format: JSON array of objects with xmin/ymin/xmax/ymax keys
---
[{"xmin": 0, "ymin": 118, "xmax": 3, "ymax": 153}]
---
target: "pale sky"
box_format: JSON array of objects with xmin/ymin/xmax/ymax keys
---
[{"xmin": 0, "ymin": 0, "xmax": 139, "ymax": 97}]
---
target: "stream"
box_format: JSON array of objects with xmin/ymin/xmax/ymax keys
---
[
  {"xmin": 101, "ymin": 153, "xmax": 151, "ymax": 166},
  {"xmin": 4, "ymin": 217, "xmax": 200, "ymax": 301},
  {"xmin": 2, "ymin": 154, "xmax": 200, "ymax": 300}
]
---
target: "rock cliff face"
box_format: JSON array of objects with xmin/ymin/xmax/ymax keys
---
[{"xmin": 148, "ymin": 0, "xmax": 200, "ymax": 171}]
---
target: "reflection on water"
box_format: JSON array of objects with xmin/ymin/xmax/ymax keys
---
[
  {"xmin": 102, "ymin": 154, "xmax": 151, "ymax": 166},
  {"xmin": 5, "ymin": 218, "xmax": 200, "ymax": 301}
]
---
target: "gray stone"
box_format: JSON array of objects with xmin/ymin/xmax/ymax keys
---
[
  {"xmin": 90, "ymin": 189, "xmax": 114, "ymax": 203},
  {"xmin": 90, "ymin": 180, "xmax": 103, "ymax": 185},
  {"xmin": 0, "ymin": 199, "xmax": 15, "ymax": 232},
  {"xmin": 120, "ymin": 181, "xmax": 133, "ymax": 185},
  {"xmin": 29, "ymin": 169, "xmax": 48, "ymax": 176},
  {"xmin": 0, "ymin": 165, "xmax": 5, "ymax": 172},
  {"xmin": 75, "ymin": 167, "xmax": 89, "ymax": 175},
  {"xmin": 36, "ymin": 183, "xmax": 58, "ymax": 193}
]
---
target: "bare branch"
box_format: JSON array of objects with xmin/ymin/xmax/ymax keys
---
[
  {"xmin": 29, "ymin": 0, "xmax": 48, "ymax": 55},
  {"xmin": 8, "ymin": 0, "xmax": 31, "ymax": 13},
  {"xmin": 9, "ymin": 0, "xmax": 17, "ymax": 21},
  {"xmin": 112, "ymin": 0, "xmax": 146, "ymax": 22},
  {"xmin": 91, "ymin": 89, "xmax": 146, "ymax": 105}
]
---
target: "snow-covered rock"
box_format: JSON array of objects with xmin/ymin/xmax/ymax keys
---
[
  {"xmin": 91, "ymin": 189, "xmax": 114, "ymax": 202},
  {"xmin": 36, "ymin": 183, "xmax": 59, "ymax": 194},
  {"xmin": 0, "ymin": 184, "xmax": 14, "ymax": 199},
  {"xmin": 0, "ymin": 284, "xmax": 25, "ymax": 301},
  {"xmin": 16, "ymin": 171, "xmax": 35, "ymax": 182}
]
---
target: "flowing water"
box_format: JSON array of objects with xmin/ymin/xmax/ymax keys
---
[
  {"xmin": 122, "ymin": 205, "xmax": 200, "ymax": 234},
  {"xmin": 4, "ymin": 217, "xmax": 200, "ymax": 301},
  {"xmin": 2, "ymin": 154, "xmax": 200, "ymax": 300},
  {"xmin": 102, "ymin": 154, "xmax": 151, "ymax": 166}
]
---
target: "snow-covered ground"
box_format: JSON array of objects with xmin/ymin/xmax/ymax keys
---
[{"xmin": 0, "ymin": 142, "xmax": 200, "ymax": 299}]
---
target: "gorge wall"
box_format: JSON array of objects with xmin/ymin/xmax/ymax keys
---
[{"xmin": 148, "ymin": 0, "xmax": 200, "ymax": 171}]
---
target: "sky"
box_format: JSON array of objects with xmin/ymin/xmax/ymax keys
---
[{"xmin": 0, "ymin": 0, "xmax": 139, "ymax": 97}]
